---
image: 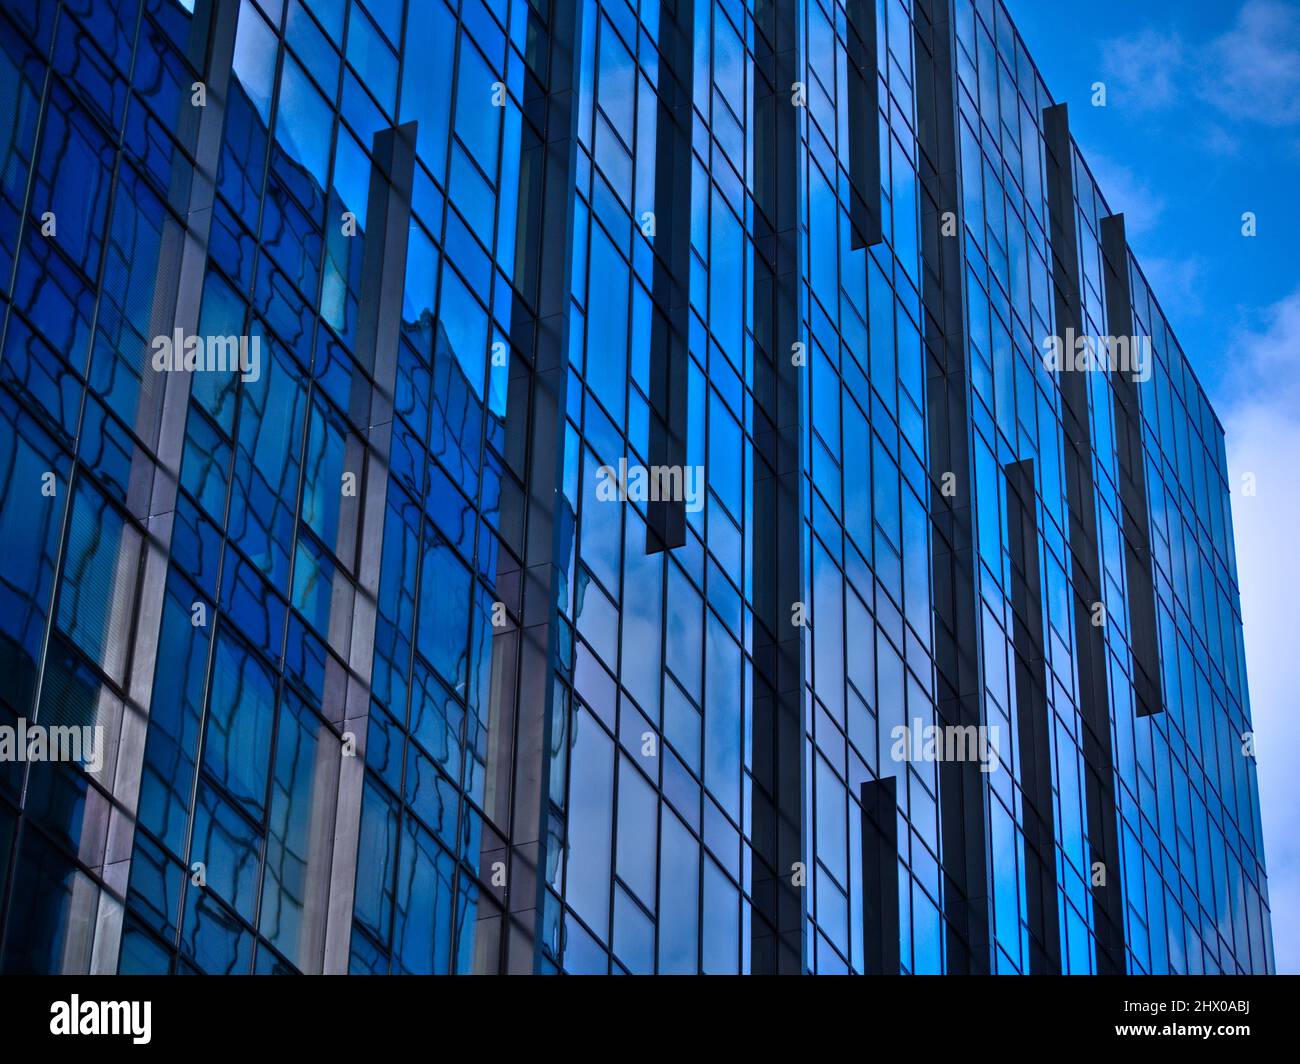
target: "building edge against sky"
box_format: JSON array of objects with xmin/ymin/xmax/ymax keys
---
[{"xmin": 0, "ymin": 0, "xmax": 1271, "ymax": 974}]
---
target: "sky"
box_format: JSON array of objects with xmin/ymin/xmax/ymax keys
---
[{"xmin": 1002, "ymin": 0, "xmax": 1300, "ymax": 973}]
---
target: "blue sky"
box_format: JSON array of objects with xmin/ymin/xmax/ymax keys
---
[{"xmin": 1003, "ymin": 0, "xmax": 1300, "ymax": 973}]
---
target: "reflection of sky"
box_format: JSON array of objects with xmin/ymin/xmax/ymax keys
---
[{"xmin": 1006, "ymin": 0, "xmax": 1300, "ymax": 973}]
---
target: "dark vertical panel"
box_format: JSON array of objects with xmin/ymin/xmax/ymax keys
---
[
  {"xmin": 914, "ymin": 0, "xmax": 991, "ymax": 974},
  {"xmin": 1043, "ymin": 102, "xmax": 1126, "ymax": 975},
  {"xmin": 322, "ymin": 119, "xmax": 418, "ymax": 973},
  {"xmin": 860, "ymin": 778, "xmax": 900, "ymax": 974},
  {"xmin": 749, "ymin": 0, "xmax": 806, "ymax": 976},
  {"xmin": 491, "ymin": 0, "xmax": 585, "ymax": 975},
  {"xmin": 846, "ymin": 0, "xmax": 883, "ymax": 249},
  {"xmin": 1100, "ymin": 214, "xmax": 1163, "ymax": 720},
  {"xmin": 1005, "ymin": 458, "xmax": 1062, "ymax": 974},
  {"xmin": 646, "ymin": 0, "xmax": 694, "ymax": 553}
]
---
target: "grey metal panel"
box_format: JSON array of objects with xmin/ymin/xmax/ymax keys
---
[
  {"xmin": 847, "ymin": 0, "xmax": 884, "ymax": 249},
  {"xmin": 1044, "ymin": 102, "xmax": 1127, "ymax": 975},
  {"xmin": 484, "ymin": 0, "xmax": 586, "ymax": 975},
  {"xmin": 1005, "ymin": 458, "xmax": 1062, "ymax": 973},
  {"xmin": 321, "ymin": 120, "xmax": 418, "ymax": 975},
  {"xmin": 750, "ymin": 0, "xmax": 806, "ymax": 976},
  {"xmin": 74, "ymin": 0, "xmax": 240, "ymax": 976},
  {"xmin": 860, "ymin": 777, "xmax": 900, "ymax": 974},
  {"xmin": 646, "ymin": 0, "xmax": 694, "ymax": 556},
  {"xmin": 1100, "ymin": 214, "xmax": 1165, "ymax": 721},
  {"xmin": 914, "ymin": 0, "xmax": 992, "ymax": 975}
]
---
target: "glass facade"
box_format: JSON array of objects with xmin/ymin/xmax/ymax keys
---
[{"xmin": 0, "ymin": 0, "xmax": 1272, "ymax": 976}]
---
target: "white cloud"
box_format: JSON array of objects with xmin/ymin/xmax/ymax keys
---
[
  {"xmin": 1134, "ymin": 255, "xmax": 1208, "ymax": 321},
  {"xmin": 1100, "ymin": 0, "xmax": 1300, "ymax": 128},
  {"xmin": 1223, "ymin": 288, "xmax": 1300, "ymax": 405},
  {"xmin": 1204, "ymin": 0, "xmax": 1300, "ymax": 126},
  {"xmin": 1198, "ymin": 123, "xmax": 1242, "ymax": 157},
  {"xmin": 1222, "ymin": 287, "xmax": 1300, "ymax": 973},
  {"xmin": 1099, "ymin": 28, "xmax": 1186, "ymax": 112},
  {"xmin": 1082, "ymin": 152, "xmax": 1167, "ymax": 236}
]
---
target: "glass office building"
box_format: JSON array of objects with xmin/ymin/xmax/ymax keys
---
[{"xmin": 0, "ymin": 0, "xmax": 1272, "ymax": 975}]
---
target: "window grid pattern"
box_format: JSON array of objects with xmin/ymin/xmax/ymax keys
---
[{"xmin": 0, "ymin": 0, "xmax": 1272, "ymax": 977}]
